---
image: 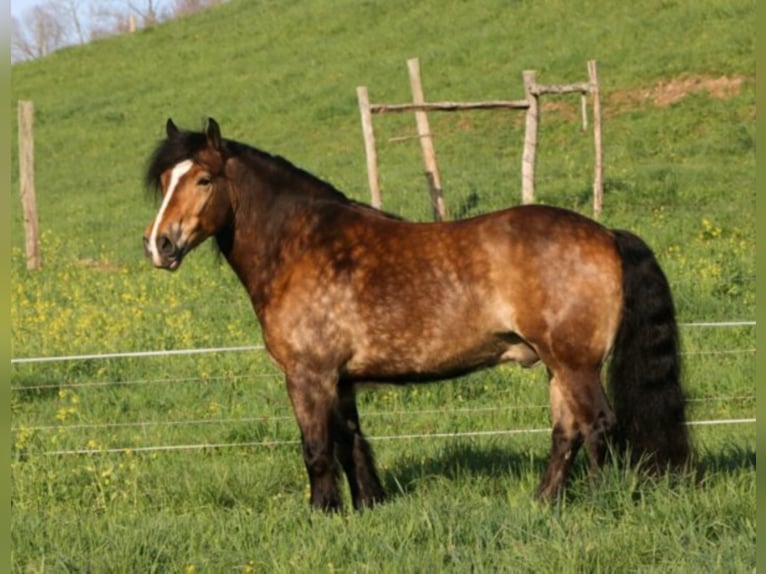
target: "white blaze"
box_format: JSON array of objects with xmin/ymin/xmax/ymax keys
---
[{"xmin": 148, "ymin": 160, "xmax": 194, "ymax": 265}]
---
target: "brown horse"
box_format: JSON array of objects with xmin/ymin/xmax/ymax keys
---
[{"xmin": 143, "ymin": 118, "xmax": 690, "ymax": 511}]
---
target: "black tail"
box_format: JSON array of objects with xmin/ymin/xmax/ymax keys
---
[{"xmin": 608, "ymin": 230, "xmax": 691, "ymax": 472}]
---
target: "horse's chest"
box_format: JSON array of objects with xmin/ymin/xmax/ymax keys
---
[{"xmin": 258, "ymin": 279, "xmax": 359, "ymax": 365}]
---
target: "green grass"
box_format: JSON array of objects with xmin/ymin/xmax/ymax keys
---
[{"xmin": 10, "ymin": 0, "xmax": 755, "ymax": 571}]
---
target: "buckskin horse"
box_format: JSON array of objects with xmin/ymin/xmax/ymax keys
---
[{"xmin": 142, "ymin": 118, "xmax": 690, "ymax": 511}]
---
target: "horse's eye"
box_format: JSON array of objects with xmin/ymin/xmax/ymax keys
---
[{"xmin": 197, "ymin": 177, "xmax": 212, "ymax": 186}]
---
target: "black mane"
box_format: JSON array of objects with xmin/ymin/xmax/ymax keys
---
[
  {"xmin": 144, "ymin": 124, "xmax": 402, "ymax": 220},
  {"xmin": 145, "ymin": 128, "xmax": 209, "ymax": 194},
  {"xmin": 144, "ymin": 126, "xmax": 346, "ymax": 200}
]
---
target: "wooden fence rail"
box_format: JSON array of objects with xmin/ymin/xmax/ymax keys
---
[
  {"xmin": 370, "ymin": 100, "xmax": 530, "ymax": 113},
  {"xmin": 357, "ymin": 58, "xmax": 604, "ymax": 220}
]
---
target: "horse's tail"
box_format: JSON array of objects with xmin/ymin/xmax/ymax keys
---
[{"xmin": 608, "ymin": 229, "xmax": 691, "ymax": 471}]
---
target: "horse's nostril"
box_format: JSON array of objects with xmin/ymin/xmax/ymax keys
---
[{"xmin": 157, "ymin": 235, "xmax": 175, "ymax": 256}]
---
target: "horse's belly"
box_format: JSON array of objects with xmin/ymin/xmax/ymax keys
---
[
  {"xmin": 499, "ymin": 339, "xmax": 540, "ymax": 367},
  {"xmin": 344, "ymin": 328, "xmax": 538, "ymax": 382}
]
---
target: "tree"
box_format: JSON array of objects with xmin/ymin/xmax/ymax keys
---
[
  {"xmin": 122, "ymin": 0, "xmax": 167, "ymax": 28},
  {"xmin": 59, "ymin": 0, "xmax": 88, "ymax": 45},
  {"xmin": 89, "ymin": 2, "xmax": 136, "ymax": 40},
  {"xmin": 12, "ymin": 2, "xmax": 71, "ymax": 63},
  {"xmin": 172, "ymin": 0, "xmax": 223, "ymax": 17},
  {"xmin": 91, "ymin": 1, "xmax": 170, "ymax": 38},
  {"xmin": 11, "ymin": 0, "xmax": 228, "ymax": 62}
]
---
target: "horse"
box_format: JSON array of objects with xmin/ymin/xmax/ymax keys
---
[{"xmin": 142, "ymin": 117, "xmax": 690, "ymax": 511}]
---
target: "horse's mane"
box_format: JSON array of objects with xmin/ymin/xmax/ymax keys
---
[
  {"xmin": 145, "ymin": 128, "xmax": 207, "ymax": 195},
  {"xmin": 144, "ymin": 126, "xmax": 401, "ymax": 221}
]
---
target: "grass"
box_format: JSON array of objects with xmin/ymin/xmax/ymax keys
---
[
  {"xmin": 10, "ymin": 426, "xmax": 755, "ymax": 572},
  {"xmin": 10, "ymin": 0, "xmax": 755, "ymax": 571}
]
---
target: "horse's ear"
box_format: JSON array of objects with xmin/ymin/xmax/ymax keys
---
[
  {"xmin": 206, "ymin": 117, "xmax": 222, "ymax": 151},
  {"xmin": 166, "ymin": 118, "xmax": 180, "ymax": 138}
]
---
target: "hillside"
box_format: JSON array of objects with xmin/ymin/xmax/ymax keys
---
[
  {"xmin": 10, "ymin": 2, "xmax": 755, "ymax": 571},
  {"xmin": 11, "ymin": 0, "xmax": 755, "ymax": 348},
  {"xmin": 10, "ymin": 0, "xmax": 755, "ymax": 346},
  {"xmin": 11, "ymin": 0, "xmax": 754, "ymax": 234}
]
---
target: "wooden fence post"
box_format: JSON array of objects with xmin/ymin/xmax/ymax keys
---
[
  {"xmin": 407, "ymin": 57, "xmax": 447, "ymax": 221},
  {"xmin": 521, "ymin": 70, "xmax": 538, "ymax": 204},
  {"xmin": 357, "ymin": 86, "xmax": 382, "ymax": 210},
  {"xmin": 588, "ymin": 60, "xmax": 603, "ymax": 218},
  {"xmin": 18, "ymin": 100, "xmax": 40, "ymax": 270},
  {"xmin": 357, "ymin": 59, "xmax": 601, "ymax": 215}
]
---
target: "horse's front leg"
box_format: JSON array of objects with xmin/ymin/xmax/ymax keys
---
[
  {"xmin": 333, "ymin": 383, "xmax": 386, "ymax": 510},
  {"xmin": 285, "ymin": 371, "xmax": 342, "ymax": 512}
]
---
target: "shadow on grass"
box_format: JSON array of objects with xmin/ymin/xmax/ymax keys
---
[
  {"xmin": 379, "ymin": 439, "xmax": 755, "ymax": 502},
  {"xmin": 695, "ymin": 442, "xmax": 756, "ymax": 476},
  {"xmin": 382, "ymin": 442, "xmax": 549, "ymax": 499}
]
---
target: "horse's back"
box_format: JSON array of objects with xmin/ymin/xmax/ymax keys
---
[
  {"xmin": 263, "ymin": 202, "xmax": 623, "ymax": 380},
  {"xmin": 345, "ymin": 203, "xmax": 623, "ymax": 377}
]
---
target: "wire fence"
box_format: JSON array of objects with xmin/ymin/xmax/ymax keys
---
[
  {"xmin": 37, "ymin": 417, "xmax": 757, "ymax": 457},
  {"xmin": 8, "ymin": 320, "xmax": 757, "ymax": 365},
  {"xmin": 13, "ymin": 394, "xmax": 756, "ymax": 434},
  {"xmin": 11, "ymin": 320, "xmax": 756, "ymax": 458}
]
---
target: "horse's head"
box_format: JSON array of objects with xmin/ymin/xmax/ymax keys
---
[{"xmin": 143, "ymin": 118, "xmax": 232, "ymax": 270}]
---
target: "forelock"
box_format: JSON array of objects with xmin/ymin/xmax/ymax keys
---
[{"xmin": 144, "ymin": 129, "xmax": 208, "ymax": 195}]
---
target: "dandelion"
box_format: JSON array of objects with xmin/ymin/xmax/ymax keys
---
[
  {"xmin": 208, "ymin": 401, "xmax": 223, "ymax": 415},
  {"xmin": 699, "ymin": 217, "xmax": 723, "ymax": 241},
  {"xmin": 13, "ymin": 425, "xmax": 33, "ymax": 453},
  {"xmin": 55, "ymin": 406, "xmax": 78, "ymax": 424}
]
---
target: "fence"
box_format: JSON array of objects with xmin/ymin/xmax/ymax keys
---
[
  {"xmin": 357, "ymin": 58, "xmax": 603, "ymax": 220},
  {"xmin": 9, "ymin": 321, "xmax": 757, "ymax": 365},
  {"xmin": 17, "ymin": 100, "xmax": 40, "ymax": 270},
  {"xmin": 11, "ymin": 321, "xmax": 756, "ymax": 457}
]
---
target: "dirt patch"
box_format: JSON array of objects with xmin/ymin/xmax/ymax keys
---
[
  {"xmin": 536, "ymin": 74, "xmax": 748, "ymax": 121},
  {"xmin": 610, "ymin": 74, "xmax": 747, "ymax": 110},
  {"xmin": 395, "ymin": 74, "xmax": 749, "ymax": 133},
  {"xmin": 540, "ymin": 100, "xmax": 581, "ymax": 122}
]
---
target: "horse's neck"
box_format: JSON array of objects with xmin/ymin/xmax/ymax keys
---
[{"xmin": 221, "ymin": 159, "xmax": 340, "ymax": 316}]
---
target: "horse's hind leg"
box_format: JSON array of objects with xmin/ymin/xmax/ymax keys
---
[
  {"xmin": 537, "ymin": 370, "xmax": 584, "ymax": 500},
  {"xmin": 582, "ymin": 378, "xmax": 616, "ymax": 475},
  {"xmin": 333, "ymin": 384, "xmax": 386, "ymax": 510},
  {"xmin": 537, "ymin": 368, "xmax": 614, "ymax": 500},
  {"xmin": 285, "ymin": 372, "xmax": 342, "ymax": 511}
]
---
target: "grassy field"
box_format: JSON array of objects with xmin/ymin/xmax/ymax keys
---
[{"xmin": 10, "ymin": 0, "xmax": 755, "ymax": 572}]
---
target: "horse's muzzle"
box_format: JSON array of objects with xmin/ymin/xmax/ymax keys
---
[{"xmin": 143, "ymin": 233, "xmax": 184, "ymax": 271}]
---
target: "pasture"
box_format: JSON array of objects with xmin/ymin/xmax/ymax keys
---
[{"xmin": 10, "ymin": 0, "xmax": 754, "ymax": 571}]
